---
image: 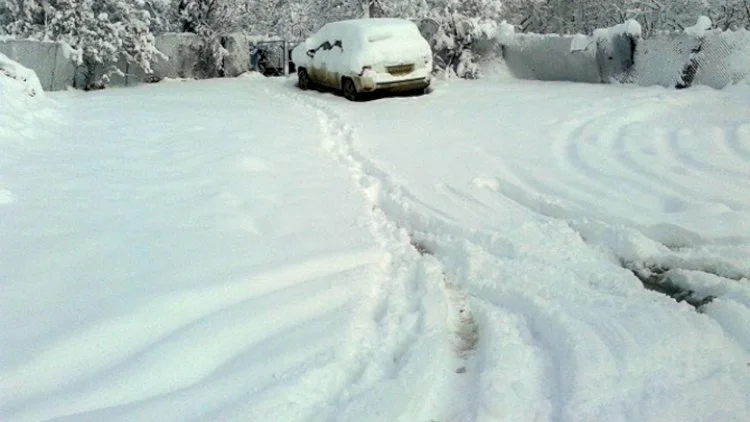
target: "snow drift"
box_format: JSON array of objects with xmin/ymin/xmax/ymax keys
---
[
  {"xmin": 0, "ymin": 53, "xmax": 45, "ymax": 207},
  {"xmin": 0, "ymin": 40, "xmax": 76, "ymax": 91},
  {"xmin": 0, "ymin": 52, "xmax": 42, "ymax": 103}
]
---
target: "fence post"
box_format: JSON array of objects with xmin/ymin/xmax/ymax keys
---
[
  {"xmin": 283, "ymin": 41, "xmax": 289, "ymax": 76},
  {"xmin": 49, "ymin": 43, "xmax": 56, "ymax": 91}
]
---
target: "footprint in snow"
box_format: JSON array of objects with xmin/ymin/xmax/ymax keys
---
[{"xmin": 0, "ymin": 189, "xmax": 15, "ymax": 205}]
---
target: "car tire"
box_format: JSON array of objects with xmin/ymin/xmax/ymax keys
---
[
  {"xmin": 298, "ymin": 68, "xmax": 311, "ymax": 90},
  {"xmin": 342, "ymin": 78, "xmax": 359, "ymax": 101}
]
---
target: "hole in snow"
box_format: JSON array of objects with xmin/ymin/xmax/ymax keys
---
[
  {"xmin": 624, "ymin": 263, "xmax": 716, "ymax": 311},
  {"xmin": 410, "ymin": 238, "xmax": 433, "ymax": 256}
]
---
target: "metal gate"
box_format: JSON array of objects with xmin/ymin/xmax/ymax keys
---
[{"xmin": 250, "ymin": 40, "xmax": 302, "ymax": 77}]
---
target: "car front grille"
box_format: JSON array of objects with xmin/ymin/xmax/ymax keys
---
[{"xmin": 386, "ymin": 64, "xmax": 414, "ymax": 75}]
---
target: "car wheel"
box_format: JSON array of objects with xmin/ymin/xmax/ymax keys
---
[
  {"xmin": 342, "ymin": 78, "xmax": 358, "ymax": 101},
  {"xmin": 298, "ymin": 68, "xmax": 311, "ymax": 90},
  {"xmin": 409, "ymin": 87, "xmax": 428, "ymax": 97}
]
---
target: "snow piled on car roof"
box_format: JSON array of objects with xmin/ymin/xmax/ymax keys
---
[{"xmin": 292, "ymin": 18, "xmax": 431, "ymax": 75}]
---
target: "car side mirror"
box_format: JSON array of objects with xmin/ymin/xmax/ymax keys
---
[{"xmin": 306, "ymin": 49, "xmax": 315, "ymax": 58}]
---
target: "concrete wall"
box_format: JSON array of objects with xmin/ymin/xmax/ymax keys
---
[
  {"xmin": 501, "ymin": 34, "xmax": 603, "ymax": 83},
  {"xmin": 498, "ymin": 22, "xmax": 638, "ymax": 85},
  {"xmin": 499, "ymin": 23, "xmax": 747, "ymax": 89},
  {"xmin": 0, "ymin": 32, "xmax": 251, "ymax": 90}
]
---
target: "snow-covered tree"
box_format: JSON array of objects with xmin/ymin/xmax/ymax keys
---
[
  {"xmin": 173, "ymin": 0, "xmax": 238, "ymax": 33},
  {"xmin": 229, "ymin": 0, "xmax": 359, "ymax": 39},
  {"xmin": 501, "ymin": 0, "xmax": 719, "ymax": 35},
  {"xmin": 361, "ymin": 0, "xmax": 427, "ymax": 18},
  {"xmin": 706, "ymin": 0, "xmax": 750, "ymax": 29},
  {"xmin": 0, "ymin": 0, "xmax": 50, "ymax": 38}
]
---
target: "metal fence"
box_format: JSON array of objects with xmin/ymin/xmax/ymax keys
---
[{"xmin": 250, "ymin": 39, "xmax": 302, "ymax": 77}]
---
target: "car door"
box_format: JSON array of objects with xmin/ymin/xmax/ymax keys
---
[
  {"xmin": 309, "ymin": 41, "xmax": 332, "ymax": 87},
  {"xmin": 329, "ymin": 40, "xmax": 344, "ymax": 89}
]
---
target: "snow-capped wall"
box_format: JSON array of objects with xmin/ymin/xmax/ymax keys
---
[
  {"xmin": 0, "ymin": 40, "xmax": 76, "ymax": 91},
  {"xmin": 498, "ymin": 21, "xmax": 639, "ymax": 84},
  {"xmin": 0, "ymin": 32, "xmax": 259, "ymax": 90},
  {"xmin": 501, "ymin": 33, "xmax": 602, "ymax": 83}
]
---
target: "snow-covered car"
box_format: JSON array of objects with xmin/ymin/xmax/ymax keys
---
[{"xmin": 291, "ymin": 18, "xmax": 432, "ymax": 100}]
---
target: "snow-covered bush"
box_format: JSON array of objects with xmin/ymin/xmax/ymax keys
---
[
  {"xmin": 172, "ymin": 0, "xmax": 237, "ymax": 34},
  {"xmin": 420, "ymin": 11, "xmax": 499, "ymax": 79},
  {"xmin": 707, "ymin": 0, "xmax": 750, "ymax": 30}
]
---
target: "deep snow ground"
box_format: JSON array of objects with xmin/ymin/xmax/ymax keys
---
[{"xmin": 1, "ymin": 75, "xmax": 749, "ymax": 421}]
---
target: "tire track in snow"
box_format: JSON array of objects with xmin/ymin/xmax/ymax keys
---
[
  {"xmin": 273, "ymin": 84, "xmax": 497, "ymax": 420},
  {"xmin": 666, "ymin": 128, "xmax": 750, "ymax": 181},
  {"xmin": 558, "ymin": 106, "xmax": 709, "ymax": 210},
  {"xmin": 544, "ymin": 96, "xmax": 750, "ymax": 227},
  {"xmin": 280, "ymin": 85, "xmax": 570, "ymax": 421},
  {"xmin": 722, "ymin": 124, "xmax": 750, "ymax": 164},
  {"xmin": 277, "ymin": 82, "xmax": 750, "ymax": 421}
]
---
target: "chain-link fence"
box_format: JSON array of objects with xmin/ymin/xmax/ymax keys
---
[{"xmin": 634, "ymin": 29, "xmax": 750, "ymax": 88}]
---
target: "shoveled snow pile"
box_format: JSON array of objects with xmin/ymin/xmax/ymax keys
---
[
  {"xmin": 1, "ymin": 52, "xmax": 45, "ymax": 147},
  {"xmin": 1, "ymin": 53, "xmax": 49, "ymax": 206},
  {"xmin": 0, "ymin": 52, "xmax": 43, "ymax": 100}
]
